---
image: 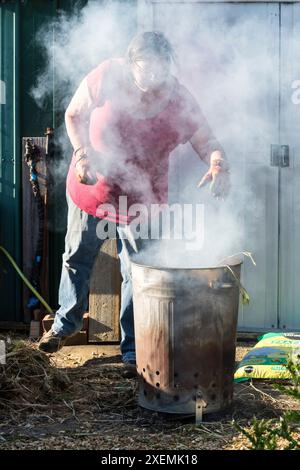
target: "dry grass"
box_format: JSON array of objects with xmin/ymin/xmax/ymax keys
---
[
  {"xmin": 0, "ymin": 335, "xmax": 299, "ymax": 450},
  {"xmin": 0, "ymin": 339, "xmax": 70, "ymax": 412}
]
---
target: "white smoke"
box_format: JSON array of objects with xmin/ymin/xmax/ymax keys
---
[
  {"xmin": 31, "ymin": 0, "xmax": 137, "ymax": 176},
  {"xmin": 31, "ymin": 0, "xmax": 281, "ymax": 269},
  {"xmin": 32, "ymin": 1, "xmax": 136, "ymax": 109}
]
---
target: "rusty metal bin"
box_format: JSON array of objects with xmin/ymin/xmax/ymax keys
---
[{"xmin": 131, "ymin": 258, "xmax": 242, "ymax": 417}]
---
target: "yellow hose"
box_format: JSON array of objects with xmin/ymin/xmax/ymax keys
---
[{"xmin": 0, "ymin": 245, "xmax": 53, "ymax": 314}]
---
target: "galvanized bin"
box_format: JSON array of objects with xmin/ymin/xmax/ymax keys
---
[{"xmin": 131, "ymin": 258, "xmax": 242, "ymax": 417}]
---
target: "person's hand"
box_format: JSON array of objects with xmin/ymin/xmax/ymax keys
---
[
  {"xmin": 74, "ymin": 150, "xmax": 97, "ymax": 185},
  {"xmin": 197, "ymin": 153, "xmax": 230, "ymax": 199}
]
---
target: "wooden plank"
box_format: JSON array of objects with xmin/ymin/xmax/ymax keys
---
[
  {"xmin": 88, "ymin": 239, "xmax": 121, "ymax": 342},
  {"xmin": 22, "ymin": 136, "xmax": 50, "ymax": 324},
  {"xmin": 41, "ymin": 313, "xmax": 88, "ymax": 346},
  {"xmin": 42, "ymin": 313, "xmax": 89, "ymax": 333},
  {"xmin": 237, "ymin": 332, "xmax": 261, "ymax": 342}
]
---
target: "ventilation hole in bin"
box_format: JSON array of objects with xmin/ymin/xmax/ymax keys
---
[
  {"xmin": 156, "ymin": 371, "xmax": 160, "ymax": 375},
  {"xmin": 156, "ymin": 383, "xmax": 160, "ymax": 388},
  {"xmin": 143, "ymin": 368, "xmax": 146, "ymax": 373}
]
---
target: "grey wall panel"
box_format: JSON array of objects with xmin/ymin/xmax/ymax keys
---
[
  {"xmin": 138, "ymin": 1, "xmax": 281, "ymax": 330},
  {"xmin": 279, "ymin": 4, "xmax": 300, "ymax": 331}
]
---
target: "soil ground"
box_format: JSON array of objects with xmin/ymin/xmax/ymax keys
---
[{"xmin": 0, "ymin": 338, "xmax": 299, "ymax": 450}]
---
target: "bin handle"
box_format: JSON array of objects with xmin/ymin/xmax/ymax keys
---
[
  {"xmin": 217, "ymin": 251, "xmax": 256, "ymax": 305},
  {"xmin": 217, "ymin": 251, "xmax": 256, "ymax": 267},
  {"xmin": 224, "ymin": 265, "xmax": 250, "ymax": 305},
  {"xmin": 209, "ymin": 281, "xmax": 235, "ymax": 289}
]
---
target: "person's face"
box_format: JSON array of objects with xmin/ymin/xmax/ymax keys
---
[{"xmin": 131, "ymin": 56, "xmax": 171, "ymax": 92}]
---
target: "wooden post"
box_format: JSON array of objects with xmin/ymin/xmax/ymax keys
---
[
  {"xmin": 22, "ymin": 136, "xmax": 50, "ymax": 329},
  {"xmin": 88, "ymin": 239, "xmax": 121, "ymax": 342}
]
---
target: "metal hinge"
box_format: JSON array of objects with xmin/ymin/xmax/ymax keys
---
[{"xmin": 270, "ymin": 144, "xmax": 290, "ymax": 167}]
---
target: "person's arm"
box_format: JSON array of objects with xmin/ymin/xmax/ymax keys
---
[
  {"xmin": 65, "ymin": 77, "xmax": 93, "ymax": 152},
  {"xmin": 189, "ymin": 121, "xmax": 230, "ymax": 199},
  {"xmin": 65, "ymin": 61, "xmax": 111, "ymax": 184},
  {"xmin": 189, "ymin": 126, "xmax": 224, "ymax": 165},
  {"xmin": 65, "ymin": 77, "xmax": 96, "ymax": 184},
  {"xmin": 177, "ymin": 83, "xmax": 230, "ymax": 198}
]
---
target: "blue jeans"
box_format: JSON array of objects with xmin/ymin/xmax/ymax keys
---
[{"xmin": 52, "ymin": 191, "xmax": 136, "ymax": 363}]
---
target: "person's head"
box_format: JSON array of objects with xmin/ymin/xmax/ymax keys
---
[{"xmin": 126, "ymin": 31, "xmax": 175, "ymax": 92}]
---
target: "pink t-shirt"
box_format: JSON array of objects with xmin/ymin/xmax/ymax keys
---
[{"xmin": 66, "ymin": 58, "xmax": 220, "ymax": 223}]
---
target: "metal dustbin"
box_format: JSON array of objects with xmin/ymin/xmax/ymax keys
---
[{"xmin": 131, "ymin": 258, "xmax": 242, "ymax": 419}]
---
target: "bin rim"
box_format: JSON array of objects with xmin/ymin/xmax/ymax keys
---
[{"xmin": 131, "ymin": 256, "xmax": 243, "ymax": 271}]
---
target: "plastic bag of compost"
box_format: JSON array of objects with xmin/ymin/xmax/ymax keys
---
[{"xmin": 234, "ymin": 332, "xmax": 300, "ymax": 381}]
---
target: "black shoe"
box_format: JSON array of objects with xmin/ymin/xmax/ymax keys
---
[{"xmin": 121, "ymin": 360, "xmax": 137, "ymax": 379}]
